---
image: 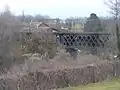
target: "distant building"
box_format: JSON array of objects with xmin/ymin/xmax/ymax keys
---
[{"xmin": 21, "ymin": 21, "xmax": 60, "ymax": 33}]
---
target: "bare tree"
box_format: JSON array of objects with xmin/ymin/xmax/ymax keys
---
[{"xmin": 105, "ymin": 0, "xmax": 120, "ymax": 57}]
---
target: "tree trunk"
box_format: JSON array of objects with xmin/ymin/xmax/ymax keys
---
[{"xmin": 116, "ymin": 23, "xmax": 120, "ymax": 57}]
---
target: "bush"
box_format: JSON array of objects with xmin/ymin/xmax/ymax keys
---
[{"xmin": 21, "ymin": 32, "xmax": 58, "ymax": 59}]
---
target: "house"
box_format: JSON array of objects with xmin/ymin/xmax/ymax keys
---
[
  {"xmin": 37, "ymin": 21, "xmax": 60, "ymax": 33},
  {"xmin": 21, "ymin": 21, "xmax": 60, "ymax": 33},
  {"xmin": 19, "ymin": 21, "xmax": 61, "ymax": 41}
]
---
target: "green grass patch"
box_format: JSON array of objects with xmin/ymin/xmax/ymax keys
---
[{"xmin": 58, "ymin": 77, "xmax": 120, "ymax": 90}]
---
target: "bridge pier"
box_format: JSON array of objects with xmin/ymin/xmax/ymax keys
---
[{"xmin": 65, "ymin": 47, "xmax": 78, "ymax": 59}]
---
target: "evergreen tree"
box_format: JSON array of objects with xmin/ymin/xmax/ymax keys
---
[{"xmin": 84, "ymin": 13, "xmax": 103, "ymax": 32}]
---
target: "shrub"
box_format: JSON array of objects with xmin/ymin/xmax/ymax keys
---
[{"xmin": 21, "ymin": 32, "xmax": 58, "ymax": 59}]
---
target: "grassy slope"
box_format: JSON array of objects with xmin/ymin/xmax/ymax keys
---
[{"xmin": 59, "ymin": 78, "xmax": 120, "ymax": 90}]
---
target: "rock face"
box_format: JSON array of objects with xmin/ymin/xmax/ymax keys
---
[{"xmin": 84, "ymin": 13, "xmax": 103, "ymax": 32}]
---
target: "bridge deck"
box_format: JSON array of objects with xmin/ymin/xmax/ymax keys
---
[{"xmin": 54, "ymin": 32, "xmax": 111, "ymax": 35}]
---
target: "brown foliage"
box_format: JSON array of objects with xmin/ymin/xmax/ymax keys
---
[
  {"xmin": 21, "ymin": 32, "xmax": 57, "ymax": 59},
  {"xmin": 0, "ymin": 60, "xmax": 119, "ymax": 90}
]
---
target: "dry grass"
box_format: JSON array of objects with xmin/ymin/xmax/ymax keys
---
[
  {"xmin": 0, "ymin": 49, "xmax": 112, "ymax": 90},
  {"xmin": 59, "ymin": 78, "xmax": 120, "ymax": 90}
]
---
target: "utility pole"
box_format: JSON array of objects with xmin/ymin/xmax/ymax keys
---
[{"xmin": 22, "ymin": 10, "xmax": 25, "ymax": 23}]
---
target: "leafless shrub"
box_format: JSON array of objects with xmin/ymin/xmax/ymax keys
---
[
  {"xmin": 21, "ymin": 31, "xmax": 58, "ymax": 59},
  {"xmin": 0, "ymin": 10, "xmax": 25, "ymax": 70},
  {"xmin": 0, "ymin": 60, "xmax": 118, "ymax": 90}
]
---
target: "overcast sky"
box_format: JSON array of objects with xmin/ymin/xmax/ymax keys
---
[{"xmin": 0, "ymin": 0, "xmax": 109, "ymax": 19}]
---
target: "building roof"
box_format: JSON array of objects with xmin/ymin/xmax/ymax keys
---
[
  {"xmin": 20, "ymin": 21, "xmax": 61, "ymax": 33},
  {"xmin": 37, "ymin": 21, "xmax": 50, "ymax": 27}
]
